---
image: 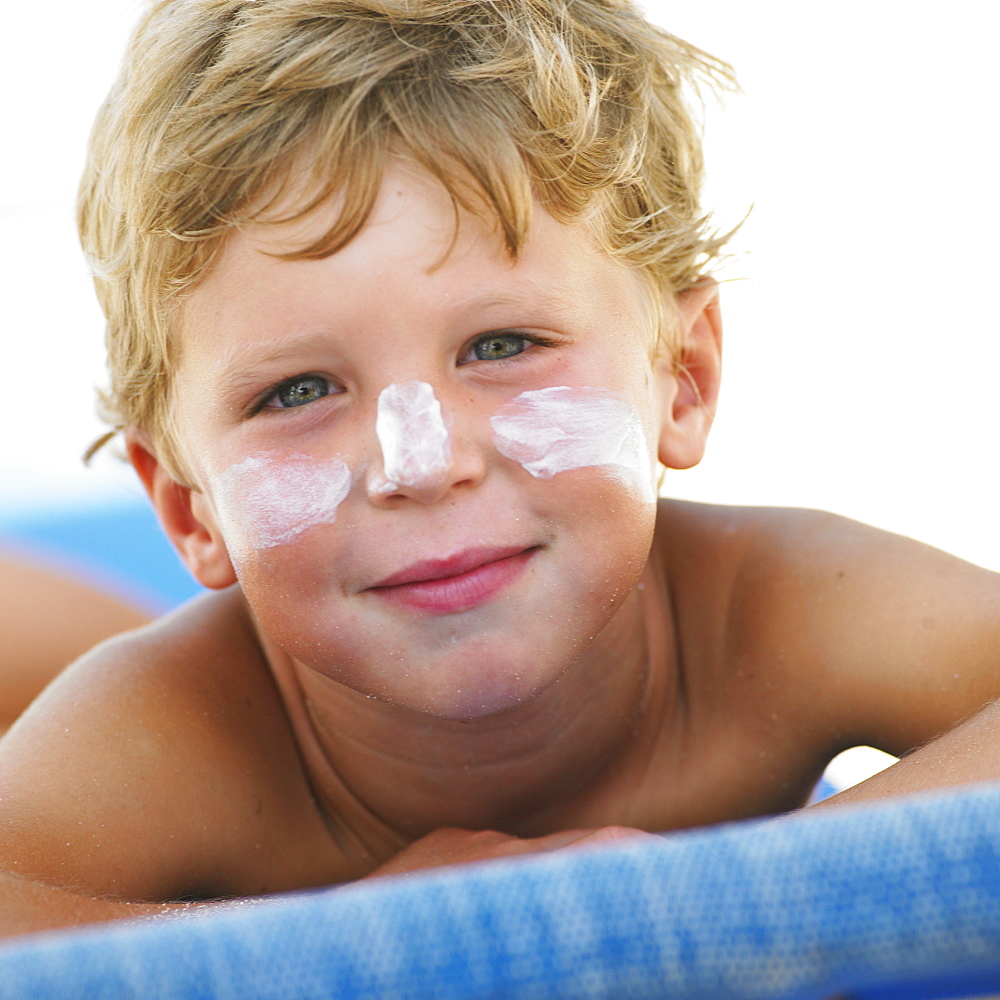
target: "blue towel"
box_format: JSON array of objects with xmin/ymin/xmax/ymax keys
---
[{"xmin": 1, "ymin": 782, "xmax": 999, "ymax": 1000}]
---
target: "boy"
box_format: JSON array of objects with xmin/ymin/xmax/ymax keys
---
[{"xmin": 1, "ymin": 0, "xmax": 999, "ymax": 937}]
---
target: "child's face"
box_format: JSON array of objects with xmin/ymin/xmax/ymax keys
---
[{"xmin": 168, "ymin": 161, "xmax": 674, "ymax": 719}]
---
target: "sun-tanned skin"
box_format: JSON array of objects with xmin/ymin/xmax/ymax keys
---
[
  {"xmin": 0, "ymin": 556, "xmax": 149, "ymax": 731},
  {"xmin": 1, "ymin": 162, "xmax": 999, "ymax": 937}
]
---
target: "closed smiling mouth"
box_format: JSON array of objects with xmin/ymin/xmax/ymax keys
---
[{"xmin": 367, "ymin": 546, "xmax": 538, "ymax": 614}]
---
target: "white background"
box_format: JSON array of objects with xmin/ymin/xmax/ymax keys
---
[
  {"xmin": 655, "ymin": 2, "xmax": 1000, "ymax": 576},
  {"xmin": 2, "ymin": 1, "xmax": 999, "ymax": 575}
]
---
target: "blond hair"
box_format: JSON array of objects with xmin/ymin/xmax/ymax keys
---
[{"xmin": 79, "ymin": 0, "xmax": 734, "ymax": 479}]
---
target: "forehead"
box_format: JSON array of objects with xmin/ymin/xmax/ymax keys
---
[{"xmin": 179, "ymin": 160, "xmax": 654, "ymax": 364}]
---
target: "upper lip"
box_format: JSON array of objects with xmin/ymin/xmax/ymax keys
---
[{"xmin": 370, "ymin": 546, "xmax": 532, "ymax": 589}]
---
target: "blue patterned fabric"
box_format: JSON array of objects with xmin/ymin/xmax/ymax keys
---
[{"xmin": 1, "ymin": 782, "xmax": 999, "ymax": 999}]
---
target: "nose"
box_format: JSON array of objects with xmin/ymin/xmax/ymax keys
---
[{"xmin": 365, "ymin": 381, "xmax": 486, "ymax": 505}]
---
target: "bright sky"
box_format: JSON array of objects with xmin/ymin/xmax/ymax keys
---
[{"xmin": 3, "ymin": 1, "xmax": 998, "ymax": 573}]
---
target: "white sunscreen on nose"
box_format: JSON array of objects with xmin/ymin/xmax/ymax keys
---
[
  {"xmin": 374, "ymin": 381, "xmax": 451, "ymax": 493},
  {"xmin": 214, "ymin": 452, "xmax": 352, "ymax": 554},
  {"xmin": 490, "ymin": 386, "xmax": 655, "ymax": 501}
]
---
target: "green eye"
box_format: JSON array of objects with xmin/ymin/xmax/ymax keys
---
[
  {"xmin": 473, "ymin": 334, "xmax": 529, "ymax": 361},
  {"xmin": 273, "ymin": 376, "xmax": 330, "ymax": 408}
]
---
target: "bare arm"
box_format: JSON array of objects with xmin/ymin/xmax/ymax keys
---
[
  {"xmin": 0, "ymin": 593, "xmax": 333, "ymax": 939},
  {"xmin": 816, "ymin": 697, "xmax": 1000, "ymax": 808},
  {"xmin": 364, "ymin": 826, "xmax": 656, "ymax": 879},
  {"xmin": 0, "ymin": 871, "xmax": 193, "ymax": 939}
]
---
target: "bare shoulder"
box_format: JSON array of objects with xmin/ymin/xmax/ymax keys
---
[
  {"xmin": 654, "ymin": 500, "xmax": 1000, "ymax": 756},
  {"xmin": 0, "ymin": 589, "xmax": 333, "ymax": 902},
  {"xmin": 654, "ymin": 497, "xmax": 876, "ymax": 565}
]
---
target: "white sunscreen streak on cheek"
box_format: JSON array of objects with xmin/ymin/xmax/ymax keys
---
[
  {"xmin": 374, "ymin": 381, "xmax": 451, "ymax": 493},
  {"xmin": 490, "ymin": 386, "xmax": 655, "ymax": 502},
  {"xmin": 214, "ymin": 452, "xmax": 352, "ymax": 556}
]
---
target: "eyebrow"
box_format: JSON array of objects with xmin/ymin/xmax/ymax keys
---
[
  {"xmin": 205, "ymin": 330, "xmax": 342, "ymax": 413},
  {"xmin": 212, "ymin": 330, "xmax": 338, "ymax": 380},
  {"xmin": 203, "ymin": 281, "xmax": 582, "ymax": 402},
  {"xmin": 448, "ymin": 283, "xmax": 582, "ymax": 323}
]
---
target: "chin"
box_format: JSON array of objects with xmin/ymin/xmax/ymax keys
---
[
  {"xmin": 403, "ymin": 673, "xmax": 553, "ymax": 723},
  {"xmin": 303, "ymin": 633, "xmax": 571, "ymax": 723}
]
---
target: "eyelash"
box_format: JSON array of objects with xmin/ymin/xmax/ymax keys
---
[
  {"xmin": 250, "ymin": 374, "xmax": 335, "ymax": 415},
  {"xmin": 460, "ymin": 330, "xmax": 557, "ymax": 365},
  {"xmin": 248, "ymin": 331, "xmax": 557, "ymax": 416}
]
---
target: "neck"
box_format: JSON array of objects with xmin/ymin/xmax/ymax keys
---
[{"xmin": 257, "ymin": 565, "xmax": 675, "ymax": 861}]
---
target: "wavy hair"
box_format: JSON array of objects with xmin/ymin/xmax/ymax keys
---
[{"xmin": 79, "ymin": 0, "xmax": 734, "ymax": 478}]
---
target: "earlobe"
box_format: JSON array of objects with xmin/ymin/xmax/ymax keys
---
[
  {"xmin": 655, "ymin": 278, "xmax": 723, "ymax": 471},
  {"xmin": 126, "ymin": 435, "xmax": 237, "ymax": 591}
]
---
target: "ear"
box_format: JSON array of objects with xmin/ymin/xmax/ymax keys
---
[
  {"xmin": 654, "ymin": 278, "xmax": 723, "ymax": 470},
  {"xmin": 126, "ymin": 434, "xmax": 237, "ymax": 590}
]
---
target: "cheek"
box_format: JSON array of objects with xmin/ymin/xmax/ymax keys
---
[
  {"xmin": 490, "ymin": 386, "xmax": 657, "ymax": 503},
  {"xmin": 204, "ymin": 383, "xmax": 654, "ymax": 592},
  {"xmin": 210, "ymin": 452, "xmax": 352, "ymax": 565}
]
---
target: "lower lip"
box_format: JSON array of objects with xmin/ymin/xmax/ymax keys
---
[{"xmin": 370, "ymin": 550, "xmax": 535, "ymax": 614}]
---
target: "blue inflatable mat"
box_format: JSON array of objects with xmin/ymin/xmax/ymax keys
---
[{"xmin": 1, "ymin": 782, "xmax": 999, "ymax": 1000}]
